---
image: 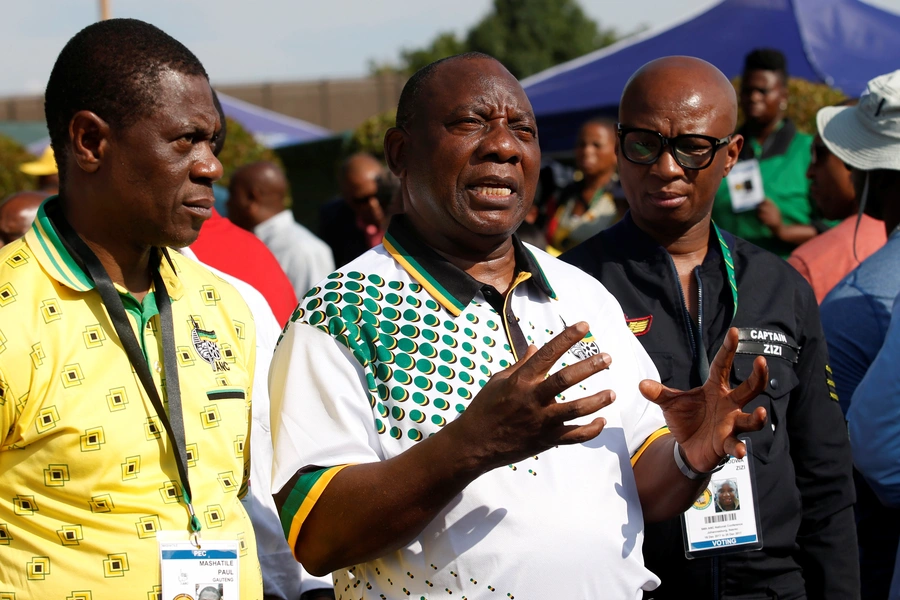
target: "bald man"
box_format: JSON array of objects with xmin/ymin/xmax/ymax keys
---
[
  {"xmin": 0, "ymin": 191, "xmax": 44, "ymax": 248},
  {"xmin": 228, "ymin": 161, "xmax": 334, "ymax": 299},
  {"xmin": 319, "ymin": 152, "xmax": 387, "ymax": 268},
  {"xmin": 564, "ymin": 57, "xmax": 858, "ymax": 599}
]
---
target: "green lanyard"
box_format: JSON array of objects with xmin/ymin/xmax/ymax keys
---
[
  {"xmin": 713, "ymin": 222, "xmax": 738, "ymax": 319},
  {"xmin": 696, "ymin": 222, "xmax": 738, "ymax": 382}
]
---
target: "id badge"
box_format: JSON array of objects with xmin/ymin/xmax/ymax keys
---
[
  {"xmin": 726, "ymin": 159, "xmax": 765, "ymax": 213},
  {"xmin": 681, "ymin": 439, "xmax": 763, "ymax": 558},
  {"xmin": 159, "ymin": 534, "xmax": 240, "ymax": 600}
]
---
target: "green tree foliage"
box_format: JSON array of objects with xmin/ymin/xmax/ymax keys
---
[
  {"xmin": 216, "ymin": 116, "xmax": 285, "ymax": 189},
  {"xmin": 733, "ymin": 77, "xmax": 847, "ymax": 135},
  {"xmin": 346, "ymin": 110, "xmax": 397, "ymax": 161},
  {"xmin": 377, "ymin": 0, "xmax": 619, "ymax": 78},
  {"xmin": 466, "ymin": 0, "xmax": 618, "ymax": 79},
  {"xmin": 400, "ymin": 33, "xmax": 469, "ymax": 75},
  {"xmin": 0, "ymin": 135, "xmax": 36, "ymax": 200}
]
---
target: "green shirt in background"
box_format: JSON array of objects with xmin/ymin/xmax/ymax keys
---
[{"xmin": 712, "ymin": 120, "xmax": 815, "ymax": 258}]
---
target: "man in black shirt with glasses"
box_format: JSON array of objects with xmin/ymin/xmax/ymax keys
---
[{"xmin": 564, "ymin": 56, "xmax": 858, "ymax": 600}]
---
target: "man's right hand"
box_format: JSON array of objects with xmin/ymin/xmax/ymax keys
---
[{"xmin": 449, "ymin": 321, "xmax": 615, "ymax": 473}]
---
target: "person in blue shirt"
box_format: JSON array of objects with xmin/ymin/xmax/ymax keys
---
[
  {"xmin": 817, "ymin": 69, "xmax": 900, "ymax": 600},
  {"xmin": 850, "ymin": 291, "xmax": 900, "ymax": 599}
]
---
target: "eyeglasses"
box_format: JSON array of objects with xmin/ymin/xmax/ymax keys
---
[{"xmin": 617, "ymin": 125, "xmax": 732, "ymax": 170}]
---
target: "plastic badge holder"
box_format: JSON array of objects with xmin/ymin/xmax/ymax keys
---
[{"xmin": 681, "ymin": 437, "xmax": 763, "ymax": 559}]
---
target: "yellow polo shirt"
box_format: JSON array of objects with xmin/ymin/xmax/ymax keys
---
[{"xmin": 0, "ymin": 202, "xmax": 262, "ymax": 599}]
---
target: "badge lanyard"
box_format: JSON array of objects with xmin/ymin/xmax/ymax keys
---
[
  {"xmin": 696, "ymin": 223, "xmax": 738, "ymax": 382},
  {"xmin": 46, "ymin": 202, "xmax": 202, "ymax": 541}
]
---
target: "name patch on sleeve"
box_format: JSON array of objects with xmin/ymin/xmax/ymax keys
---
[{"xmin": 735, "ymin": 328, "xmax": 800, "ymax": 364}]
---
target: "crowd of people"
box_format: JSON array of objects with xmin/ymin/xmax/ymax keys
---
[{"xmin": 0, "ymin": 16, "xmax": 898, "ymax": 600}]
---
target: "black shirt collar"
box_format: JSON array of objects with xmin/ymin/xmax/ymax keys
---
[{"xmin": 383, "ymin": 214, "xmax": 556, "ymax": 316}]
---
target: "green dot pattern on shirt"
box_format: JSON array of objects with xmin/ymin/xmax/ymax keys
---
[
  {"xmin": 298, "ymin": 268, "xmax": 524, "ymax": 446},
  {"xmin": 395, "ymin": 353, "xmax": 414, "ymax": 370},
  {"xmin": 400, "ymin": 324, "xmax": 420, "ymax": 338}
]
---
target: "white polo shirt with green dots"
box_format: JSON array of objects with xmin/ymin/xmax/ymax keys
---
[{"xmin": 270, "ymin": 215, "xmax": 666, "ymax": 599}]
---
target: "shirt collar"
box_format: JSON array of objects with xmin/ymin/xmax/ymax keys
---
[
  {"xmin": 254, "ymin": 209, "xmax": 294, "ymax": 237},
  {"xmin": 607, "ymin": 212, "xmax": 727, "ymax": 271},
  {"xmin": 382, "ymin": 214, "xmax": 556, "ymax": 316},
  {"xmin": 27, "ymin": 195, "xmax": 184, "ymax": 300}
]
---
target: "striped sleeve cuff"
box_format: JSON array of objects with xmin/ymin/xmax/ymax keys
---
[
  {"xmin": 630, "ymin": 426, "xmax": 671, "ymax": 467},
  {"xmin": 280, "ymin": 465, "xmax": 351, "ymax": 559}
]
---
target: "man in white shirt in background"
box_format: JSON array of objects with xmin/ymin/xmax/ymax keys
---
[{"xmin": 228, "ymin": 161, "xmax": 334, "ymax": 299}]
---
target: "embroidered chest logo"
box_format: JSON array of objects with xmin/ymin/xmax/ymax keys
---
[
  {"xmin": 191, "ymin": 319, "xmax": 229, "ymax": 372},
  {"xmin": 570, "ymin": 332, "xmax": 601, "ymax": 360},
  {"xmin": 625, "ymin": 314, "xmax": 653, "ymax": 337}
]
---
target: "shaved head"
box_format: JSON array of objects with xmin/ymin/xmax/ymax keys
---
[
  {"xmin": 616, "ymin": 56, "xmax": 743, "ymax": 240},
  {"xmin": 621, "ymin": 56, "xmax": 738, "ymax": 133},
  {"xmin": 0, "ymin": 191, "xmax": 45, "ymax": 246},
  {"xmin": 226, "ymin": 161, "xmax": 288, "ymax": 230}
]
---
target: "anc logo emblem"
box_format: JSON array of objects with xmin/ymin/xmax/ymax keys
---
[
  {"xmin": 692, "ymin": 488, "xmax": 713, "ymax": 510},
  {"xmin": 625, "ymin": 315, "xmax": 653, "ymax": 337}
]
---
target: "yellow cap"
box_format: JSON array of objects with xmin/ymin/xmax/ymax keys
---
[{"xmin": 20, "ymin": 146, "xmax": 58, "ymax": 177}]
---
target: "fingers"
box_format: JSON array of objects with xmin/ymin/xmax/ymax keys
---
[
  {"xmin": 723, "ymin": 436, "xmax": 747, "ymax": 459},
  {"xmin": 545, "ymin": 390, "xmax": 615, "ymax": 424},
  {"xmin": 708, "ymin": 327, "xmax": 739, "ymax": 389},
  {"xmin": 516, "ymin": 321, "xmax": 590, "ymax": 380},
  {"xmin": 552, "ymin": 417, "xmax": 607, "ymax": 445},
  {"xmin": 728, "ymin": 356, "xmax": 768, "ymax": 409},
  {"xmin": 731, "ymin": 406, "xmax": 767, "ymax": 434},
  {"xmin": 535, "ymin": 352, "xmax": 612, "ymax": 400},
  {"xmin": 505, "ymin": 343, "xmax": 539, "ymax": 374},
  {"xmin": 638, "ymin": 378, "xmax": 678, "ymax": 406}
]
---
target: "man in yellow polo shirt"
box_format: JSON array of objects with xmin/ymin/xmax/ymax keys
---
[{"xmin": 0, "ymin": 19, "xmax": 262, "ymax": 599}]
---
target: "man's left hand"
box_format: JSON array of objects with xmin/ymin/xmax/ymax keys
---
[{"xmin": 639, "ymin": 328, "xmax": 768, "ymax": 473}]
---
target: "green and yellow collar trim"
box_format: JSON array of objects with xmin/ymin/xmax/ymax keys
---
[
  {"xmin": 27, "ymin": 196, "xmax": 183, "ymax": 299},
  {"xmin": 383, "ymin": 215, "xmax": 556, "ymax": 317}
]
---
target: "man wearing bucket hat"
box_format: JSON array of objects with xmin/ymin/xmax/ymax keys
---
[
  {"xmin": 817, "ymin": 69, "xmax": 900, "ymax": 599},
  {"xmin": 19, "ymin": 146, "xmax": 59, "ymax": 196}
]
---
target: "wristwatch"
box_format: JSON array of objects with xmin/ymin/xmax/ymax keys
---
[{"xmin": 673, "ymin": 441, "xmax": 729, "ymax": 481}]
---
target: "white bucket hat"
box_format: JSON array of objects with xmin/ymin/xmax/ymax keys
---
[{"xmin": 817, "ymin": 70, "xmax": 900, "ymax": 171}]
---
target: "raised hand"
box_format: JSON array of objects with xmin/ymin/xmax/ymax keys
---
[
  {"xmin": 638, "ymin": 327, "xmax": 768, "ymax": 473},
  {"xmin": 452, "ymin": 321, "xmax": 615, "ymax": 472}
]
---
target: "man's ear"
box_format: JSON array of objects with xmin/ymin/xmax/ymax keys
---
[
  {"xmin": 722, "ymin": 134, "xmax": 744, "ymax": 176},
  {"xmin": 384, "ymin": 127, "xmax": 407, "ymax": 178},
  {"xmin": 69, "ymin": 111, "xmax": 110, "ymax": 174}
]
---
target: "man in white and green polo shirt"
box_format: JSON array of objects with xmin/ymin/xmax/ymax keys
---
[{"xmin": 269, "ymin": 53, "xmax": 769, "ymax": 599}]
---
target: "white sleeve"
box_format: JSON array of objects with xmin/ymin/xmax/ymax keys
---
[
  {"xmin": 269, "ymin": 321, "xmax": 383, "ymax": 495},
  {"xmin": 620, "ymin": 327, "xmax": 667, "ymax": 457}
]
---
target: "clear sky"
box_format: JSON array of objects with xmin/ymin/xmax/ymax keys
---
[{"xmin": 1, "ymin": 0, "xmax": 898, "ymax": 97}]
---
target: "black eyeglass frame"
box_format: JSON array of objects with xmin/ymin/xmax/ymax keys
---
[{"xmin": 616, "ymin": 124, "xmax": 732, "ymax": 171}]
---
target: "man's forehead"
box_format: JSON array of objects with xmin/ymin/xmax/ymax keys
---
[{"xmin": 425, "ymin": 60, "xmax": 532, "ymax": 114}]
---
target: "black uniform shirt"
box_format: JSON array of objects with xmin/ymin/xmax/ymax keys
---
[{"xmin": 563, "ymin": 214, "xmax": 858, "ymax": 600}]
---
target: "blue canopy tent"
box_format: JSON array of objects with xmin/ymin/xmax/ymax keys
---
[
  {"xmin": 522, "ymin": 0, "xmax": 900, "ymax": 153},
  {"xmin": 215, "ymin": 92, "xmax": 332, "ymax": 148}
]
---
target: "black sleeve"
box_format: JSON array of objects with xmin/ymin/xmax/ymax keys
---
[{"xmin": 787, "ymin": 285, "xmax": 860, "ymax": 599}]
